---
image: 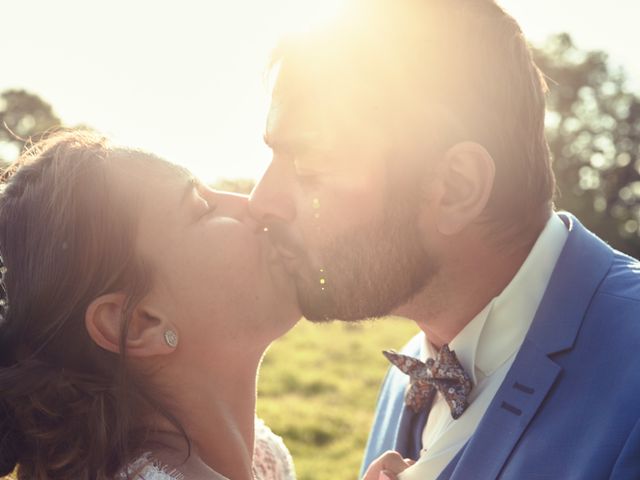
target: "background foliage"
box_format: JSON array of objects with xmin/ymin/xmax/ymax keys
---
[
  {"xmin": 1, "ymin": 34, "xmax": 638, "ymax": 480},
  {"xmin": 0, "ymin": 90, "xmax": 59, "ymax": 165},
  {"xmin": 258, "ymin": 319, "xmax": 419, "ymax": 479},
  {"xmin": 533, "ymin": 34, "xmax": 640, "ymax": 258}
]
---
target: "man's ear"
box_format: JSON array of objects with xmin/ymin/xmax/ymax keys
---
[
  {"xmin": 85, "ymin": 293, "xmax": 178, "ymax": 357},
  {"xmin": 434, "ymin": 141, "xmax": 495, "ymax": 236}
]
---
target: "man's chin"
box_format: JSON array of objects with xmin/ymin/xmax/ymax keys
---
[
  {"xmin": 296, "ymin": 289, "xmax": 346, "ymax": 323},
  {"xmin": 297, "ymin": 289, "xmax": 399, "ymax": 323},
  {"xmin": 296, "ymin": 273, "xmax": 432, "ymax": 322},
  {"xmin": 296, "ymin": 291, "xmax": 338, "ymax": 323}
]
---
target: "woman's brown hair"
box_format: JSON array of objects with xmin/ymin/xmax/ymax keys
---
[{"xmin": 0, "ymin": 130, "xmax": 185, "ymax": 479}]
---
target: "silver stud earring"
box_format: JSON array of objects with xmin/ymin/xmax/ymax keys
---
[{"xmin": 164, "ymin": 329, "xmax": 179, "ymax": 348}]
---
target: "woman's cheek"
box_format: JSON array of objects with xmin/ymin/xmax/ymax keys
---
[
  {"xmin": 205, "ymin": 219, "xmax": 262, "ymax": 257},
  {"xmin": 196, "ymin": 231, "xmax": 264, "ymax": 295}
]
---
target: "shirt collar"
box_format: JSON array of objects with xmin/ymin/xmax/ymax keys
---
[{"xmin": 424, "ymin": 213, "xmax": 569, "ymax": 383}]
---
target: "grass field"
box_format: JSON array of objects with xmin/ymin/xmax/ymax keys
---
[
  {"xmin": 258, "ymin": 317, "xmax": 419, "ymax": 480},
  {"xmin": 1, "ymin": 317, "xmax": 419, "ymax": 480}
]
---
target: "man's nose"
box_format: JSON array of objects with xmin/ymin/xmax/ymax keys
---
[{"xmin": 249, "ymin": 163, "xmax": 296, "ymax": 224}]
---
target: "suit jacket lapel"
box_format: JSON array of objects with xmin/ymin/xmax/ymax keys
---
[
  {"xmin": 447, "ymin": 213, "xmax": 614, "ymax": 479},
  {"xmin": 446, "ymin": 340, "xmax": 561, "ymax": 479}
]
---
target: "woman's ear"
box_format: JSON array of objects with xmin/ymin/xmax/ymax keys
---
[
  {"xmin": 85, "ymin": 293, "xmax": 178, "ymax": 357},
  {"xmin": 434, "ymin": 141, "xmax": 495, "ymax": 236}
]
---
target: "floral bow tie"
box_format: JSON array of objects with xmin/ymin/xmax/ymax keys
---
[{"xmin": 383, "ymin": 345, "xmax": 472, "ymax": 419}]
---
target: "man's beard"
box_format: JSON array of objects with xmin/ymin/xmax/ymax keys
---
[{"xmin": 295, "ymin": 191, "xmax": 439, "ymax": 322}]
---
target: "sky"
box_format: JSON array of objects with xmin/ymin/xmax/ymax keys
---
[{"xmin": 2, "ymin": 0, "xmax": 639, "ymax": 183}]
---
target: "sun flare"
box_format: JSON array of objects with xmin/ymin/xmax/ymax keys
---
[{"xmin": 276, "ymin": 0, "xmax": 349, "ymax": 35}]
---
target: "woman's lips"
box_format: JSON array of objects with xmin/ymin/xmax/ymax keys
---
[
  {"xmin": 272, "ymin": 246, "xmax": 301, "ymax": 274},
  {"xmin": 264, "ymin": 239, "xmax": 296, "ymax": 269},
  {"xmin": 274, "ymin": 245, "xmax": 298, "ymax": 260},
  {"xmin": 259, "ymin": 226, "xmax": 303, "ymax": 274}
]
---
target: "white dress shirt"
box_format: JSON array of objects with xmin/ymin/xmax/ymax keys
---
[{"xmin": 399, "ymin": 213, "xmax": 569, "ymax": 480}]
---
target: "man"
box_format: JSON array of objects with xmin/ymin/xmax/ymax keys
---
[{"xmin": 249, "ymin": 0, "xmax": 640, "ymax": 478}]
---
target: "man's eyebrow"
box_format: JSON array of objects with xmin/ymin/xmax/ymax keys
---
[
  {"xmin": 263, "ymin": 133, "xmax": 292, "ymax": 150},
  {"xmin": 263, "ymin": 133, "xmax": 275, "ymax": 149},
  {"xmin": 263, "ymin": 133, "xmax": 296, "ymax": 154}
]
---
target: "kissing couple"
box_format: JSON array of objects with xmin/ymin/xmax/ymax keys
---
[{"xmin": 1, "ymin": 0, "xmax": 639, "ymax": 479}]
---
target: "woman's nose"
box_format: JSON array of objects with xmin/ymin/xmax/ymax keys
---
[{"xmin": 208, "ymin": 190, "xmax": 260, "ymax": 229}]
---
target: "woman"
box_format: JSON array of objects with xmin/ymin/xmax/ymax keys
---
[{"xmin": 0, "ymin": 130, "xmax": 299, "ymax": 479}]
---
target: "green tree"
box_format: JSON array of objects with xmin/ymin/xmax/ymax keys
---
[
  {"xmin": 211, "ymin": 178, "xmax": 255, "ymax": 194},
  {"xmin": 1, "ymin": 35, "xmax": 639, "ymax": 258},
  {"xmin": 0, "ymin": 89, "xmax": 61, "ymax": 166},
  {"xmin": 533, "ymin": 34, "xmax": 640, "ymax": 257}
]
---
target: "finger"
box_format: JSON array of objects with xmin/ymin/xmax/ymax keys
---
[
  {"xmin": 362, "ymin": 451, "xmax": 413, "ymax": 480},
  {"xmin": 378, "ymin": 471, "xmax": 397, "ymax": 480},
  {"xmin": 371, "ymin": 451, "xmax": 413, "ymax": 474}
]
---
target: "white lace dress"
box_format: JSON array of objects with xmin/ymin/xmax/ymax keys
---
[
  {"xmin": 120, "ymin": 419, "xmax": 295, "ymax": 480},
  {"xmin": 252, "ymin": 418, "xmax": 296, "ymax": 480}
]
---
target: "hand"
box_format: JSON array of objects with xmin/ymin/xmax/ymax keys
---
[{"xmin": 361, "ymin": 451, "xmax": 416, "ymax": 480}]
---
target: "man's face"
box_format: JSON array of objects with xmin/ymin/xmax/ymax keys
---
[{"xmin": 249, "ymin": 79, "xmax": 439, "ymax": 322}]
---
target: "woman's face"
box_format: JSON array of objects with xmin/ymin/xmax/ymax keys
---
[{"xmin": 133, "ymin": 166, "xmax": 300, "ymax": 358}]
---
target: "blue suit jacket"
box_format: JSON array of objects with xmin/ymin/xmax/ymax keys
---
[{"xmin": 361, "ymin": 214, "xmax": 640, "ymax": 479}]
